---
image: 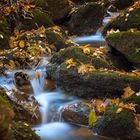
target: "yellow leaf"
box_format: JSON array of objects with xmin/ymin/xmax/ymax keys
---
[
  {"xmin": 83, "ymin": 47, "xmax": 90, "ymax": 55},
  {"xmin": 35, "ymin": 71, "xmax": 40, "ymax": 79},
  {"xmin": 95, "ymin": 100, "xmax": 106, "ymax": 113},
  {"xmin": 109, "ymin": 98, "xmax": 120, "ymax": 105},
  {"xmin": 78, "ymin": 64, "xmax": 95, "ymax": 75},
  {"xmin": 116, "ymin": 108, "xmax": 123, "ymax": 113},
  {"xmin": 122, "ymin": 86, "xmax": 135, "ymax": 99},
  {"xmin": 88, "ymin": 110, "xmax": 97, "ymax": 127},
  {"xmin": 65, "ymin": 58, "xmax": 76, "ymax": 69},
  {"xmin": 9, "ymin": 60, "xmax": 15, "ymax": 68},
  {"xmin": 19, "ymin": 40, "xmax": 25, "ymax": 48}
]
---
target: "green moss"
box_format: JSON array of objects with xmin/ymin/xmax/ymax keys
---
[
  {"xmin": 51, "ymin": 47, "xmax": 89, "ymax": 64},
  {"xmin": 0, "ymin": 95, "xmax": 15, "ymax": 139},
  {"xmin": 105, "ymin": 7, "xmax": 140, "ymax": 32},
  {"xmin": 0, "ymin": 13, "xmax": 11, "ymax": 49},
  {"xmin": 22, "ymin": 9, "xmax": 54, "ymax": 30},
  {"xmin": 103, "ymin": 0, "xmax": 110, "ymax": 8},
  {"xmin": 12, "ymin": 121, "xmax": 41, "ymax": 140},
  {"xmin": 106, "ymin": 31, "xmax": 140, "ymax": 64},
  {"xmin": 69, "ymin": 2, "xmax": 103, "ymax": 35},
  {"xmin": 122, "ymin": 95, "xmax": 140, "ymax": 113},
  {"xmin": 51, "ymin": 46, "xmax": 112, "ymax": 69},
  {"xmin": 93, "ymin": 106, "xmax": 135, "ymax": 138}
]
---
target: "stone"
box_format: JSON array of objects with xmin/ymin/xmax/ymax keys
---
[
  {"xmin": 46, "ymin": 46, "xmax": 140, "ymax": 99},
  {"xmin": 62, "ymin": 103, "xmax": 90, "ymax": 125},
  {"xmin": 68, "ymin": 2, "xmax": 103, "ymax": 35},
  {"xmin": 93, "ymin": 106, "xmax": 136, "ymax": 139},
  {"xmin": 106, "ymin": 31, "xmax": 140, "ymax": 66},
  {"xmin": 14, "ymin": 72, "xmax": 33, "ymax": 93},
  {"xmin": 12, "ymin": 121, "xmax": 41, "ymax": 140},
  {"xmin": 103, "ymin": 1, "xmax": 140, "ymax": 34}
]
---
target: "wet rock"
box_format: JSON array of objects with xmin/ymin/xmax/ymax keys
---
[
  {"xmin": 47, "ymin": 46, "xmax": 140, "ymax": 99},
  {"xmin": 0, "ymin": 88, "xmax": 41, "ymax": 125},
  {"xmin": 45, "ymin": 0, "xmax": 74, "ymax": 23},
  {"xmin": 62, "ymin": 103, "xmax": 90, "ymax": 125},
  {"xmin": 14, "ymin": 72, "xmax": 33, "ymax": 93},
  {"xmin": 106, "ymin": 31, "xmax": 140, "ymax": 66},
  {"xmin": 0, "ymin": 93, "xmax": 15, "ymax": 140},
  {"xmin": 93, "ymin": 106, "xmax": 136, "ymax": 139},
  {"xmin": 44, "ymin": 78, "xmax": 56, "ymax": 91},
  {"xmin": 12, "ymin": 121, "xmax": 41, "ymax": 140},
  {"xmin": 45, "ymin": 26, "xmax": 78, "ymax": 51},
  {"xmin": 0, "ymin": 13, "xmax": 11, "ymax": 49},
  {"xmin": 68, "ymin": 2, "xmax": 103, "ymax": 35},
  {"xmin": 103, "ymin": 1, "xmax": 140, "ymax": 34}
]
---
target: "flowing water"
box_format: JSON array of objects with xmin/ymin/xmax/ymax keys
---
[{"xmin": 0, "ymin": 13, "xmax": 119, "ymax": 140}]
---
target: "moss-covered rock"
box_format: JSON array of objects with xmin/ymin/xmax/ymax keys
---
[
  {"xmin": 0, "ymin": 95, "xmax": 15, "ymax": 140},
  {"xmin": 122, "ymin": 95, "xmax": 140, "ymax": 114},
  {"xmin": 12, "ymin": 121, "xmax": 41, "ymax": 140},
  {"xmin": 45, "ymin": 0, "xmax": 74, "ymax": 23},
  {"xmin": 51, "ymin": 46, "xmax": 113, "ymax": 69},
  {"xmin": 0, "ymin": 13, "xmax": 11, "ymax": 49},
  {"xmin": 47, "ymin": 47, "xmax": 140, "ymax": 99},
  {"xmin": 103, "ymin": 2, "xmax": 140, "ymax": 33},
  {"xmin": 21, "ymin": 9, "xmax": 54, "ymax": 30},
  {"xmin": 93, "ymin": 107, "xmax": 135, "ymax": 139},
  {"xmin": 68, "ymin": 2, "xmax": 103, "ymax": 35},
  {"xmin": 45, "ymin": 26, "xmax": 78, "ymax": 50},
  {"xmin": 106, "ymin": 31, "xmax": 140, "ymax": 66}
]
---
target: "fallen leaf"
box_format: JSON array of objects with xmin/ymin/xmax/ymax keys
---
[
  {"xmin": 78, "ymin": 64, "xmax": 95, "ymax": 75},
  {"xmin": 116, "ymin": 108, "xmax": 123, "ymax": 113},
  {"xmin": 122, "ymin": 87, "xmax": 135, "ymax": 99},
  {"xmin": 65, "ymin": 58, "xmax": 76, "ymax": 69},
  {"xmin": 88, "ymin": 110, "xmax": 97, "ymax": 127},
  {"xmin": 19, "ymin": 40, "xmax": 25, "ymax": 48}
]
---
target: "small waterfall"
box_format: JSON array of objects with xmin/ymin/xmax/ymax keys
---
[{"xmin": 30, "ymin": 69, "xmax": 46, "ymax": 96}]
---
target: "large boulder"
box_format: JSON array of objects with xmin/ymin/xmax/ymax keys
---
[
  {"xmin": 45, "ymin": 0, "xmax": 74, "ymax": 23},
  {"xmin": 93, "ymin": 107, "xmax": 136, "ymax": 139},
  {"xmin": 68, "ymin": 2, "xmax": 103, "ymax": 35},
  {"xmin": 45, "ymin": 26, "xmax": 78, "ymax": 51},
  {"xmin": 46, "ymin": 46, "xmax": 140, "ymax": 99},
  {"xmin": 106, "ymin": 31, "xmax": 140, "ymax": 66},
  {"xmin": 103, "ymin": 1, "xmax": 140, "ymax": 34}
]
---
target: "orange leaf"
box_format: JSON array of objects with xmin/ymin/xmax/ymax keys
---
[
  {"xmin": 19, "ymin": 40, "xmax": 25, "ymax": 48},
  {"xmin": 122, "ymin": 86, "xmax": 135, "ymax": 99},
  {"xmin": 116, "ymin": 108, "xmax": 123, "ymax": 113}
]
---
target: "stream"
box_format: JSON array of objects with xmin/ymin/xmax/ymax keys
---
[{"xmin": 0, "ymin": 13, "xmax": 118, "ymax": 140}]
